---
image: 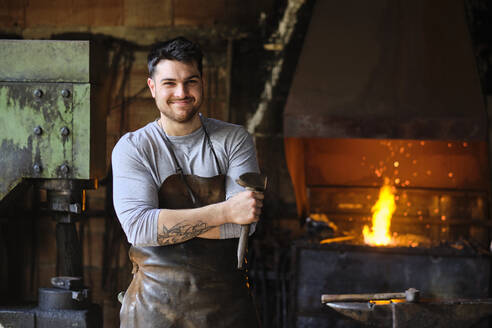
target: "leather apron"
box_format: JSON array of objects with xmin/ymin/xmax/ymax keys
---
[{"xmin": 120, "ymin": 121, "xmax": 259, "ymax": 328}]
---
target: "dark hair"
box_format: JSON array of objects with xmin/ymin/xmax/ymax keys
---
[{"xmin": 147, "ymin": 37, "xmax": 203, "ymax": 78}]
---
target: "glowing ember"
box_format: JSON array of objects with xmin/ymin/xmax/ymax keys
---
[{"xmin": 363, "ymin": 182, "xmax": 396, "ymax": 246}]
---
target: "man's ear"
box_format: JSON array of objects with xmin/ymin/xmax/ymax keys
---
[{"xmin": 147, "ymin": 77, "xmax": 156, "ymax": 98}]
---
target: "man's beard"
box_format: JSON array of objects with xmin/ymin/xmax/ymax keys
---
[{"xmin": 158, "ymin": 98, "xmax": 201, "ymax": 123}]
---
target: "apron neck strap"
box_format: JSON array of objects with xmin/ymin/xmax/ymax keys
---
[
  {"xmin": 160, "ymin": 115, "xmax": 222, "ymax": 176},
  {"xmin": 159, "ymin": 114, "xmax": 223, "ymax": 207},
  {"xmin": 199, "ymin": 115, "xmax": 223, "ymax": 175}
]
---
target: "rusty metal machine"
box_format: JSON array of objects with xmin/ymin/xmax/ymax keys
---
[{"xmin": 0, "ymin": 40, "xmax": 105, "ymax": 327}]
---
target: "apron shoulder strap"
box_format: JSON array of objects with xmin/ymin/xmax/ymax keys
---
[
  {"xmin": 160, "ymin": 125, "xmax": 200, "ymax": 207},
  {"xmin": 158, "ymin": 114, "xmax": 223, "ymax": 207},
  {"xmin": 200, "ymin": 115, "xmax": 223, "ymax": 176}
]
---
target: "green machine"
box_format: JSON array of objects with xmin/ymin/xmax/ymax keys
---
[
  {"xmin": 0, "ymin": 40, "xmax": 104, "ymax": 327},
  {"xmin": 0, "ymin": 40, "xmax": 103, "ymax": 200}
]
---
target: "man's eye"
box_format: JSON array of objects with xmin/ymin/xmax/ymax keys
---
[
  {"xmin": 163, "ymin": 82, "xmax": 175, "ymax": 86},
  {"xmin": 187, "ymin": 80, "xmax": 198, "ymax": 84}
]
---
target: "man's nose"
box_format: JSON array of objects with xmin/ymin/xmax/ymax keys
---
[{"xmin": 174, "ymin": 83, "xmax": 188, "ymax": 98}]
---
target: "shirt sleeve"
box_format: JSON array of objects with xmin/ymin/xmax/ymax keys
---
[
  {"xmin": 112, "ymin": 136, "xmax": 160, "ymax": 246},
  {"xmin": 220, "ymin": 127, "xmax": 260, "ymax": 239}
]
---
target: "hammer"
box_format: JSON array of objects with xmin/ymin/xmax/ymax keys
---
[
  {"xmin": 321, "ymin": 288, "xmax": 420, "ymax": 303},
  {"xmin": 236, "ymin": 172, "xmax": 267, "ymax": 269}
]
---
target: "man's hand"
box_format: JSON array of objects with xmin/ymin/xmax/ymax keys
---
[
  {"xmin": 222, "ymin": 190, "xmax": 264, "ymax": 225},
  {"xmin": 156, "ymin": 190, "xmax": 264, "ymax": 245}
]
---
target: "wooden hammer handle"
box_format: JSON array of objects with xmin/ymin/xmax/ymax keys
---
[
  {"xmin": 235, "ymin": 173, "xmax": 267, "ymax": 270},
  {"xmin": 322, "ymin": 292, "xmax": 406, "ymax": 303},
  {"xmin": 237, "ymin": 224, "xmax": 250, "ymax": 269}
]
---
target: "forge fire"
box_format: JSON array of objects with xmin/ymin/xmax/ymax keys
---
[
  {"xmin": 288, "ymin": 138, "xmax": 490, "ymax": 249},
  {"xmin": 362, "ymin": 180, "xmax": 395, "ymax": 246}
]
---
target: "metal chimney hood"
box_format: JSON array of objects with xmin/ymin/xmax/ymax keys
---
[{"xmin": 283, "ymin": 0, "xmax": 486, "ymax": 140}]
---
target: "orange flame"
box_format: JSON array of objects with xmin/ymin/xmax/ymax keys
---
[{"xmin": 363, "ymin": 181, "xmax": 396, "ymax": 246}]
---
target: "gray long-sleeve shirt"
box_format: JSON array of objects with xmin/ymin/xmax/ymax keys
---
[{"xmin": 112, "ymin": 115, "xmax": 260, "ymax": 246}]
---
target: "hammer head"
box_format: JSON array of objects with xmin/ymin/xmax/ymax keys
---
[{"xmin": 236, "ymin": 172, "xmax": 267, "ymax": 191}]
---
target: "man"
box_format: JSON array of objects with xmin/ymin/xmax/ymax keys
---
[{"xmin": 112, "ymin": 37, "xmax": 263, "ymax": 327}]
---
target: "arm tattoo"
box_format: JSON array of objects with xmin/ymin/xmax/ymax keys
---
[{"xmin": 157, "ymin": 220, "xmax": 214, "ymax": 246}]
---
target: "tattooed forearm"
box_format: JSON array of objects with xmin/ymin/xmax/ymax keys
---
[{"xmin": 157, "ymin": 220, "xmax": 214, "ymax": 245}]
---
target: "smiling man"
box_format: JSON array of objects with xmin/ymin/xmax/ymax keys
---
[{"xmin": 112, "ymin": 37, "xmax": 262, "ymax": 327}]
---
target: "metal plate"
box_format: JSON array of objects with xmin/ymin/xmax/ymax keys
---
[
  {"xmin": 283, "ymin": 0, "xmax": 486, "ymax": 140},
  {"xmin": 0, "ymin": 40, "xmax": 95, "ymax": 203},
  {"xmin": 0, "ymin": 82, "xmax": 76, "ymax": 201},
  {"xmin": 0, "ymin": 309, "xmax": 35, "ymax": 328},
  {"xmin": 0, "ymin": 40, "xmax": 89, "ymax": 83},
  {"xmin": 0, "ymin": 305, "xmax": 102, "ymax": 328}
]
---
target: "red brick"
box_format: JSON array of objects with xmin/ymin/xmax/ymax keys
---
[
  {"xmin": 85, "ymin": 187, "xmax": 107, "ymax": 212},
  {"xmin": 106, "ymin": 110, "xmax": 122, "ymax": 139},
  {"xmin": 174, "ymin": 0, "xmax": 226, "ymax": 26},
  {"xmin": 106, "ymin": 134, "xmax": 122, "ymax": 165},
  {"xmin": 123, "ymin": 0, "xmax": 172, "ymax": 27},
  {"xmin": 81, "ymin": 217, "xmax": 107, "ymax": 267},
  {"xmin": 0, "ymin": 0, "xmax": 25, "ymax": 28},
  {"xmin": 37, "ymin": 263, "xmax": 57, "ymax": 288},
  {"xmin": 225, "ymin": 0, "xmax": 272, "ymax": 25},
  {"xmin": 87, "ymin": 0, "xmax": 124, "ymax": 26},
  {"xmin": 127, "ymin": 60, "xmax": 153, "ymax": 100},
  {"xmin": 103, "ymin": 299, "xmax": 122, "ymax": 327},
  {"xmin": 84, "ymin": 267, "xmax": 105, "ymax": 301},
  {"xmin": 25, "ymin": 0, "xmax": 123, "ymax": 27},
  {"xmin": 202, "ymin": 66, "xmax": 228, "ymax": 121},
  {"xmin": 36, "ymin": 217, "xmax": 57, "ymax": 264},
  {"xmin": 127, "ymin": 98, "xmax": 159, "ymax": 131},
  {"xmin": 119, "ymin": 242, "xmax": 131, "ymax": 268}
]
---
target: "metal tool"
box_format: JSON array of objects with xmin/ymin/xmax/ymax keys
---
[
  {"xmin": 322, "ymin": 288, "xmax": 420, "ymax": 303},
  {"xmin": 235, "ymin": 172, "xmax": 267, "ymax": 269},
  {"xmin": 325, "ymin": 298, "xmax": 492, "ymax": 328}
]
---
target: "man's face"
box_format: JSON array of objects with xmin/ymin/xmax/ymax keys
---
[{"xmin": 147, "ymin": 59, "xmax": 203, "ymax": 124}]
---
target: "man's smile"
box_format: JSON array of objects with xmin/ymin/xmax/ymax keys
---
[{"xmin": 169, "ymin": 98, "xmax": 193, "ymax": 105}]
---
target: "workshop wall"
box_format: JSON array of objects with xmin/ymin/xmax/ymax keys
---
[
  {"xmin": 0, "ymin": 1, "xmax": 309, "ymax": 327},
  {"xmin": 1, "ymin": 0, "xmax": 271, "ymax": 28}
]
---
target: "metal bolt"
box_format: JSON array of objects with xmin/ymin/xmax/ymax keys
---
[
  {"xmin": 33, "ymin": 89, "xmax": 43, "ymax": 98},
  {"xmin": 33, "ymin": 164, "xmax": 42, "ymax": 174},
  {"xmin": 61, "ymin": 89, "xmax": 71, "ymax": 98},
  {"xmin": 33, "ymin": 126, "xmax": 43, "ymax": 135},
  {"xmin": 69, "ymin": 203, "xmax": 81, "ymax": 214},
  {"xmin": 60, "ymin": 126, "xmax": 70, "ymax": 137},
  {"xmin": 60, "ymin": 164, "xmax": 70, "ymax": 174},
  {"xmin": 72, "ymin": 291, "xmax": 84, "ymax": 301}
]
